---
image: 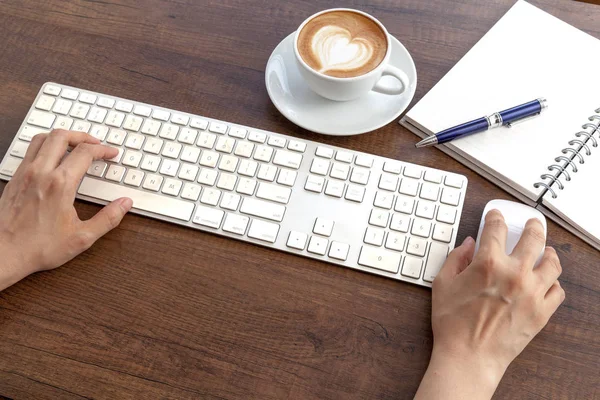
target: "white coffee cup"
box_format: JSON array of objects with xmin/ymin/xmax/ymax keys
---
[{"xmin": 293, "ymin": 8, "xmax": 410, "ymax": 102}]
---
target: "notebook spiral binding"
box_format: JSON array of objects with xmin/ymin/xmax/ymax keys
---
[{"xmin": 534, "ymin": 108, "xmax": 600, "ymax": 199}]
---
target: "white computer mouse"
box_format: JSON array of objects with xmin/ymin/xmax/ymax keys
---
[{"xmin": 475, "ymin": 199, "xmax": 547, "ymax": 266}]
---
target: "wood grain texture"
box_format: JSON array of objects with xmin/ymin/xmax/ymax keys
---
[{"xmin": 0, "ymin": 0, "xmax": 598, "ymax": 399}]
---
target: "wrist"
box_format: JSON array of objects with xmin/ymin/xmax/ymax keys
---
[{"xmin": 0, "ymin": 235, "xmax": 36, "ymax": 291}]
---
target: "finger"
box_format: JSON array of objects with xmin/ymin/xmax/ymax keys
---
[
  {"xmin": 58, "ymin": 143, "xmax": 118, "ymax": 190},
  {"xmin": 437, "ymin": 236, "xmax": 476, "ymax": 280},
  {"xmin": 33, "ymin": 129, "xmax": 100, "ymax": 172},
  {"xmin": 544, "ymin": 280, "xmax": 565, "ymax": 316},
  {"xmin": 511, "ymin": 218, "xmax": 546, "ymax": 268},
  {"xmin": 21, "ymin": 133, "xmax": 49, "ymax": 165},
  {"xmin": 535, "ymin": 247, "xmax": 562, "ymax": 290},
  {"xmin": 478, "ymin": 209, "xmax": 508, "ymax": 253},
  {"xmin": 80, "ymin": 197, "xmax": 133, "ymax": 244}
]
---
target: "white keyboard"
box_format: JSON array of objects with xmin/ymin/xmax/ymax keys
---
[{"xmin": 0, "ymin": 83, "xmax": 468, "ymax": 287}]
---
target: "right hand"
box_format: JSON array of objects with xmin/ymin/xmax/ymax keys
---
[{"xmin": 415, "ymin": 209, "xmax": 565, "ymax": 399}]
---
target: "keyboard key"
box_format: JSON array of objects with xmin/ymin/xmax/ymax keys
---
[
  {"xmin": 35, "ymin": 95, "xmax": 55, "ymax": 111},
  {"xmin": 403, "ymin": 165, "xmax": 422, "ymax": 179},
  {"xmin": 288, "ymin": 140, "xmax": 306, "ymax": 153},
  {"xmin": 105, "ymin": 165, "xmax": 126, "ymax": 182},
  {"xmin": 345, "ymin": 184, "xmax": 365, "ymax": 202},
  {"xmin": 248, "ymin": 219, "xmax": 280, "ymax": 243},
  {"xmin": 437, "ymin": 205, "xmax": 457, "ymax": 224},
  {"xmin": 54, "ymin": 116, "xmax": 74, "ymax": 130},
  {"xmin": 181, "ymin": 146, "xmax": 201, "ymax": 163},
  {"xmin": 248, "ymin": 131, "xmax": 267, "ymax": 143},
  {"xmin": 419, "ymin": 182, "xmax": 440, "ymax": 201},
  {"xmin": 88, "ymin": 107, "xmax": 107, "ymax": 123},
  {"xmin": 424, "ymin": 242, "xmax": 449, "ymax": 282},
  {"xmin": 178, "ymin": 164, "xmax": 199, "ymax": 181},
  {"xmin": 236, "ymin": 177, "xmax": 257, "ymax": 195},
  {"xmin": 350, "ymin": 167, "xmax": 370, "ymax": 185},
  {"xmin": 61, "ymin": 89, "xmax": 79, "ymax": 100},
  {"xmin": 9, "ymin": 141, "xmax": 29, "ymax": 158},
  {"xmin": 116, "ymin": 101, "xmax": 133, "ymax": 113},
  {"xmin": 441, "ymin": 188, "xmax": 461, "ymax": 206},
  {"xmin": 52, "ymin": 99, "xmax": 73, "ymax": 115},
  {"xmin": 444, "ymin": 175, "xmax": 464, "ymax": 188},
  {"xmin": 199, "ymin": 150, "xmax": 219, "ymax": 168},
  {"xmin": 215, "ymin": 136, "xmax": 235, "ymax": 153},
  {"xmin": 124, "ymin": 169, "xmax": 145, "ymax": 187},
  {"xmin": 273, "ymin": 150, "xmax": 302, "ymax": 169},
  {"xmin": 287, "ymin": 231, "xmax": 308, "ymax": 250},
  {"xmin": 106, "ymin": 147, "xmax": 124, "ymax": 163},
  {"xmin": 197, "ymin": 168, "xmax": 218, "ymax": 186},
  {"xmin": 141, "ymin": 119, "xmax": 161, "ymax": 136},
  {"xmin": 310, "ymin": 158, "xmax": 330, "ymax": 175},
  {"xmin": 315, "ymin": 146, "xmax": 334, "ymax": 159},
  {"xmin": 27, "ymin": 110, "xmax": 55, "ymax": 129},
  {"xmin": 257, "ymin": 164, "xmax": 277, "ymax": 181},
  {"xmin": 97, "ymin": 97, "xmax": 115, "ymax": 108},
  {"xmin": 190, "ymin": 118, "xmax": 208, "ymax": 130},
  {"xmin": 133, "ymin": 105, "xmax": 151, "ymax": 117},
  {"xmin": 355, "ymin": 155, "xmax": 373, "ymax": 168},
  {"xmin": 152, "ymin": 109, "xmax": 170, "ymax": 121},
  {"xmin": 220, "ymin": 192, "xmax": 241, "ymax": 211},
  {"xmin": 197, "ymin": 132, "xmax": 217, "ymax": 149},
  {"xmin": 79, "ymin": 93, "xmax": 97, "ymax": 104},
  {"xmin": 411, "ymin": 219, "xmax": 432, "ymax": 238},
  {"xmin": 424, "ymin": 170, "xmax": 443, "ymax": 184},
  {"xmin": 106, "ymin": 111, "xmax": 125, "ymax": 128},
  {"xmin": 234, "ymin": 142, "xmax": 254, "ymax": 158},
  {"xmin": 276, "ymin": 169, "xmax": 297, "ymax": 187},
  {"xmin": 142, "ymin": 174, "xmax": 163, "ymax": 191},
  {"xmin": 369, "ymin": 209, "xmax": 389, "ymax": 228},
  {"xmin": 223, "ymin": 214, "xmax": 250, "ymax": 235},
  {"xmin": 307, "ymin": 236, "xmax": 328, "ymax": 255},
  {"xmin": 159, "ymin": 123, "xmax": 179, "ymax": 140},
  {"xmin": 238, "ymin": 159, "xmax": 258, "ymax": 177},
  {"xmin": 87, "ymin": 161, "xmax": 107, "ymax": 177},
  {"xmin": 399, "ymin": 178, "xmax": 419, "ymax": 196},
  {"xmin": 394, "ymin": 196, "xmax": 415, "ymax": 214},
  {"xmin": 390, "ymin": 214, "xmax": 411, "ymax": 233},
  {"xmin": 43, "ymin": 84, "xmax": 61, "ymax": 96},
  {"xmin": 358, "ymin": 246, "xmax": 401, "ymax": 273},
  {"xmin": 373, "ymin": 191, "xmax": 394, "ymax": 209},
  {"xmin": 162, "ymin": 142, "xmax": 182, "ymax": 159},
  {"xmin": 229, "ymin": 127, "xmax": 247, "ymax": 139},
  {"xmin": 122, "ymin": 150, "xmax": 143, "ymax": 168},
  {"xmin": 305, "ymin": 175, "xmax": 325, "ymax": 193},
  {"xmin": 159, "ymin": 159, "xmax": 180, "ymax": 177},
  {"xmin": 141, "ymin": 155, "xmax": 161, "ymax": 172},
  {"xmin": 402, "ymin": 257, "xmax": 423, "ymax": 279},
  {"xmin": 268, "ymin": 136, "xmax": 286, "ymax": 148},
  {"xmin": 328, "ymin": 242, "xmax": 349, "ymax": 261},
  {"xmin": 254, "ymin": 145, "xmax": 274, "ymax": 162},
  {"xmin": 79, "ymin": 177, "xmax": 194, "ymax": 221},
  {"xmin": 433, "ymin": 224, "xmax": 453, "ymax": 243},
  {"xmin": 216, "ymin": 173, "xmax": 237, "ymax": 191},
  {"xmin": 89, "ymin": 125, "xmax": 109, "ymax": 141},
  {"xmin": 142, "ymin": 137, "xmax": 162, "ymax": 153},
  {"xmin": 123, "ymin": 115, "xmax": 143, "ymax": 131},
  {"xmin": 200, "ymin": 188, "xmax": 222, "ymax": 206},
  {"xmin": 324, "ymin": 180, "xmax": 344, "ymax": 198},
  {"xmin": 178, "ymin": 128, "xmax": 198, "ymax": 145},
  {"xmin": 335, "ymin": 151, "xmax": 353, "ymax": 163},
  {"xmin": 19, "ymin": 126, "xmax": 48, "ymax": 141},
  {"xmin": 378, "ymin": 173, "xmax": 399, "ymax": 191},
  {"xmin": 256, "ymin": 182, "xmax": 291, "ymax": 204},
  {"xmin": 209, "ymin": 121, "xmax": 227, "ymax": 134},
  {"xmin": 364, "ymin": 226, "xmax": 385, "ymax": 246},
  {"xmin": 181, "ymin": 183, "xmax": 202, "ymax": 201},
  {"xmin": 240, "ymin": 197, "xmax": 286, "ymax": 222},
  {"xmin": 406, "ymin": 237, "xmax": 427, "ymax": 257},
  {"xmin": 313, "ymin": 218, "xmax": 334, "ymax": 236},
  {"xmin": 415, "ymin": 201, "xmax": 436, "ymax": 219},
  {"xmin": 383, "ymin": 161, "xmax": 402, "ymax": 174},
  {"xmin": 0, "ymin": 157, "xmax": 22, "ymax": 177},
  {"xmin": 72, "ymin": 120, "xmax": 91, "ymax": 133},
  {"xmin": 385, "ymin": 232, "xmax": 406, "ymax": 252},
  {"xmin": 330, "ymin": 163, "xmax": 350, "ymax": 180},
  {"xmin": 193, "ymin": 205, "xmax": 224, "ymax": 229}
]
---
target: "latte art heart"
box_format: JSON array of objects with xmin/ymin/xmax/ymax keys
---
[
  {"xmin": 311, "ymin": 26, "xmax": 374, "ymax": 74},
  {"xmin": 297, "ymin": 10, "xmax": 388, "ymax": 78}
]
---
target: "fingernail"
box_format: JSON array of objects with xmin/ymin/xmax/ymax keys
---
[
  {"xmin": 463, "ymin": 236, "xmax": 474, "ymax": 245},
  {"xmin": 118, "ymin": 197, "xmax": 133, "ymax": 210}
]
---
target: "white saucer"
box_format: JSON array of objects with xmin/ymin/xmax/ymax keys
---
[{"xmin": 265, "ymin": 33, "xmax": 417, "ymax": 136}]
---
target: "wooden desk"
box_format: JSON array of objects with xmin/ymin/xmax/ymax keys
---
[{"xmin": 0, "ymin": 1, "xmax": 598, "ymax": 398}]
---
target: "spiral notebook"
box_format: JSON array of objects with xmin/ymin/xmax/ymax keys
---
[{"xmin": 400, "ymin": 0, "xmax": 600, "ymax": 250}]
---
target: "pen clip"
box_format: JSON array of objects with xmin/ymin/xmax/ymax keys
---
[{"xmin": 506, "ymin": 113, "xmax": 541, "ymax": 128}]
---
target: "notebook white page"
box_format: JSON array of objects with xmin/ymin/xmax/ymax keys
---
[{"xmin": 403, "ymin": 0, "xmax": 600, "ymax": 202}]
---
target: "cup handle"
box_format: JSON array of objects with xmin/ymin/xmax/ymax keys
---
[{"xmin": 372, "ymin": 65, "xmax": 409, "ymax": 95}]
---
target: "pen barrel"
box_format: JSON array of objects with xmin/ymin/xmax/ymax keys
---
[
  {"xmin": 436, "ymin": 117, "xmax": 490, "ymax": 144},
  {"xmin": 498, "ymin": 99, "xmax": 542, "ymax": 124}
]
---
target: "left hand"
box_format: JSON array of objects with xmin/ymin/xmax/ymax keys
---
[{"xmin": 0, "ymin": 129, "xmax": 132, "ymax": 290}]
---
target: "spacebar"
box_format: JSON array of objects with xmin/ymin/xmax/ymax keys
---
[{"xmin": 78, "ymin": 177, "xmax": 194, "ymax": 221}]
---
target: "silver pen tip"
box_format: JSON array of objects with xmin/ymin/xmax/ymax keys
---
[{"xmin": 415, "ymin": 136, "xmax": 438, "ymax": 148}]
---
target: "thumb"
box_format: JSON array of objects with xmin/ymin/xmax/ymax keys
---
[
  {"xmin": 82, "ymin": 197, "xmax": 133, "ymax": 242},
  {"xmin": 438, "ymin": 236, "xmax": 476, "ymax": 280}
]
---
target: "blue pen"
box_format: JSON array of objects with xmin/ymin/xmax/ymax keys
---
[{"xmin": 415, "ymin": 98, "xmax": 548, "ymax": 148}]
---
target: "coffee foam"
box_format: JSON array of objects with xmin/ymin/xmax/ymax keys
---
[{"xmin": 297, "ymin": 11, "xmax": 387, "ymax": 78}]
